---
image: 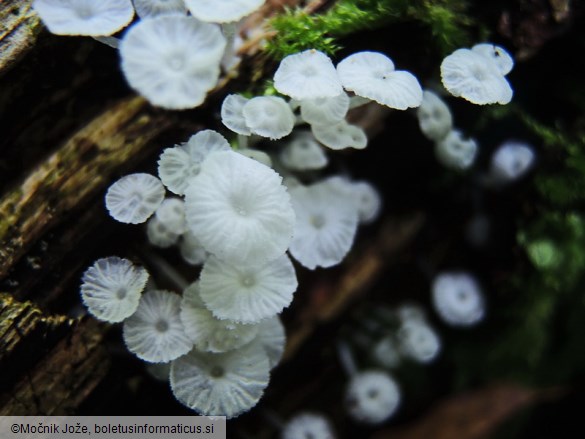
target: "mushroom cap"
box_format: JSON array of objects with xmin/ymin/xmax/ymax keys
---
[
  {"xmin": 440, "ymin": 48, "xmax": 513, "ymax": 105},
  {"xmin": 179, "ymin": 231, "xmax": 208, "ymax": 265},
  {"xmin": 434, "ymin": 129, "xmax": 478, "ymax": 170},
  {"xmin": 33, "ymin": 0, "xmax": 134, "ymax": 36},
  {"xmin": 221, "ymin": 94, "xmax": 252, "ymax": 135},
  {"xmin": 300, "ymin": 93, "xmax": 350, "ymax": 125},
  {"xmin": 199, "ymin": 254, "xmax": 297, "ymax": 323},
  {"xmin": 431, "ymin": 272, "xmax": 485, "ymax": 326},
  {"xmin": 289, "ymin": 181, "xmax": 359, "ymax": 269},
  {"xmin": 279, "ymin": 131, "xmax": 328, "ymax": 171},
  {"xmin": 490, "ymin": 141, "xmax": 535, "ymax": 183},
  {"xmin": 237, "ymin": 149, "xmax": 273, "ymax": 168},
  {"xmin": 372, "ymin": 336, "xmax": 401, "ymax": 368},
  {"xmin": 123, "ymin": 290, "xmax": 193, "ymax": 363},
  {"xmin": 133, "ymin": 0, "xmax": 187, "ymax": 18},
  {"xmin": 105, "ymin": 173, "xmax": 165, "ymax": 224},
  {"xmin": 184, "ymin": 0, "xmax": 265, "ymax": 23},
  {"xmin": 158, "ymin": 129, "xmax": 231, "ymax": 195},
  {"xmin": 242, "ymin": 96, "xmax": 295, "ymax": 140},
  {"xmin": 170, "ymin": 342, "xmax": 270, "ymax": 417},
  {"xmin": 312, "ymin": 120, "xmax": 367, "ymax": 150},
  {"xmin": 120, "ymin": 15, "xmax": 226, "ymax": 109},
  {"xmin": 345, "ymin": 371, "xmax": 401, "ymax": 425},
  {"xmin": 146, "ymin": 216, "xmax": 181, "ymax": 248},
  {"xmin": 252, "ymin": 316, "xmax": 286, "ymax": 368},
  {"xmin": 184, "ymin": 150, "xmax": 295, "ymax": 266},
  {"xmin": 397, "ymin": 319, "xmax": 441, "ymax": 363},
  {"xmin": 337, "ymin": 51, "xmax": 423, "ymax": 110},
  {"xmin": 282, "ymin": 413, "xmax": 336, "ymax": 439},
  {"xmin": 155, "ymin": 197, "xmax": 186, "ymax": 233},
  {"xmin": 417, "ymin": 90, "xmax": 453, "ymax": 141},
  {"xmin": 348, "ymin": 181, "xmax": 382, "ymax": 224},
  {"xmin": 472, "ymin": 43, "xmax": 514, "ymax": 76},
  {"xmin": 80, "ymin": 256, "xmax": 149, "ymax": 323},
  {"xmin": 274, "ymin": 49, "xmax": 344, "ymax": 100}
]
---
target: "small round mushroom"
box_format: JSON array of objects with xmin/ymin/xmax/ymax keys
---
[
  {"xmin": 431, "ymin": 272, "xmax": 485, "ymax": 327},
  {"xmin": 397, "ymin": 319, "xmax": 441, "ymax": 363},
  {"xmin": 472, "ymin": 43, "xmax": 514, "ymax": 76},
  {"xmin": 170, "ymin": 342, "xmax": 270, "ymax": 418},
  {"xmin": 434, "ymin": 129, "xmax": 478, "ymax": 171},
  {"xmin": 33, "ymin": 0, "xmax": 134, "ymax": 36},
  {"xmin": 348, "ymin": 181, "xmax": 382, "ymax": 224},
  {"xmin": 221, "ymin": 94, "xmax": 252, "ymax": 135},
  {"xmin": 105, "ymin": 173, "xmax": 165, "ymax": 224},
  {"xmin": 282, "ymin": 413, "xmax": 336, "ymax": 439},
  {"xmin": 199, "ymin": 254, "xmax": 297, "ymax": 323},
  {"xmin": 372, "ymin": 336, "xmax": 401, "ymax": 368},
  {"xmin": 279, "ymin": 131, "xmax": 328, "ymax": 171},
  {"xmin": 133, "ymin": 0, "xmax": 187, "ymax": 18},
  {"xmin": 155, "ymin": 197, "xmax": 186, "ymax": 233},
  {"xmin": 179, "ymin": 231, "xmax": 208, "ymax": 265},
  {"xmin": 184, "ymin": 0, "xmax": 265, "ymax": 23},
  {"xmin": 242, "ymin": 96, "xmax": 295, "ymax": 140},
  {"xmin": 345, "ymin": 371, "xmax": 401, "ymax": 425},
  {"xmin": 80, "ymin": 256, "xmax": 149, "ymax": 323},
  {"xmin": 489, "ymin": 141, "xmax": 535, "ymax": 184},
  {"xmin": 146, "ymin": 215, "xmax": 181, "ymax": 248},
  {"xmin": 417, "ymin": 90, "xmax": 453, "ymax": 141},
  {"xmin": 274, "ymin": 49, "xmax": 344, "ymax": 100},
  {"xmin": 311, "ymin": 120, "xmax": 367, "ymax": 150},
  {"xmin": 123, "ymin": 290, "xmax": 193, "ymax": 363},
  {"xmin": 300, "ymin": 93, "xmax": 350, "ymax": 125},
  {"xmin": 337, "ymin": 51, "xmax": 423, "ymax": 110}
]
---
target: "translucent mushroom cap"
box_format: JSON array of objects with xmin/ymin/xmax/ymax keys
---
[
  {"xmin": 490, "ymin": 141, "xmax": 535, "ymax": 183},
  {"xmin": 372, "ymin": 336, "xmax": 401, "ymax": 368},
  {"xmin": 434, "ymin": 129, "xmax": 478, "ymax": 171},
  {"xmin": 199, "ymin": 254, "xmax": 297, "ymax": 323},
  {"xmin": 345, "ymin": 371, "xmax": 401, "ymax": 425},
  {"xmin": 274, "ymin": 49, "xmax": 344, "ymax": 100},
  {"xmin": 472, "ymin": 43, "xmax": 514, "ymax": 76},
  {"xmin": 440, "ymin": 48, "xmax": 512, "ymax": 105},
  {"xmin": 33, "ymin": 0, "xmax": 134, "ymax": 36},
  {"xmin": 349, "ymin": 181, "xmax": 382, "ymax": 224},
  {"xmin": 300, "ymin": 93, "xmax": 350, "ymax": 125},
  {"xmin": 184, "ymin": 150, "xmax": 295, "ymax": 266},
  {"xmin": 397, "ymin": 319, "xmax": 441, "ymax": 363},
  {"xmin": 146, "ymin": 215, "xmax": 180, "ymax": 248},
  {"xmin": 120, "ymin": 15, "xmax": 226, "ymax": 109},
  {"xmin": 337, "ymin": 51, "xmax": 423, "ymax": 110},
  {"xmin": 221, "ymin": 94, "xmax": 252, "ymax": 135},
  {"xmin": 155, "ymin": 197, "xmax": 186, "ymax": 233},
  {"xmin": 253, "ymin": 316, "xmax": 286, "ymax": 368},
  {"xmin": 279, "ymin": 131, "xmax": 328, "ymax": 171},
  {"xmin": 80, "ymin": 257, "xmax": 149, "ymax": 323},
  {"xmin": 133, "ymin": 0, "xmax": 187, "ymax": 18},
  {"xmin": 184, "ymin": 0, "xmax": 265, "ymax": 23},
  {"xmin": 179, "ymin": 231, "xmax": 208, "ymax": 265},
  {"xmin": 282, "ymin": 413, "xmax": 336, "ymax": 439},
  {"xmin": 242, "ymin": 96, "xmax": 295, "ymax": 140},
  {"xmin": 312, "ymin": 120, "xmax": 367, "ymax": 150},
  {"xmin": 170, "ymin": 342, "xmax": 270, "ymax": 418},
  {"xmin": 105, "ymin": 173, "xmax": 165, "ymax": 224},
  {"xmin": 431, "ymin": 272, "xmax": 485, "ymax": 326},
  {"xmin": 417, "ymin": 90, "xmax": 453, "ymax": 141},
  {"xmin": 123, "ymin": 290, "xmax": 193, "ymax": 363}
]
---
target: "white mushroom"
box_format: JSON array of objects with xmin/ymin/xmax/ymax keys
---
[
  {"xmin": 133, "ymin": 0, "xmax": 187, "ymax": 18},
  {"xmin": 417, "ymin": 90, "xmax": 453, "ymax": 141},
  {"xmin": 372, "ymin": 336, "xmax": 401, "ymax": 368},
  {"xmin": 146, "ymin": 215, "xmax": 180, "ymax": 248},
  {"xmin": 242, "ymin": 96, "xmax": 295, "ymax": 140},
  {"xmin": 431, "ymin": 272, "xmax": 485, "ymax": 327},
  {"xmin": 312, "ymin": 120, "xmax": 367, "ymax": 150},
  {"xmin": 282, "ymin": 413, "xmax": 336, "ymax": 439},
  {"xmin": 434, "ymin": 129, "xmax": 478, "ymax": 170},
  {"xmin": 179, "ymin": 231, "xmax": 208, "ymax": 265},
  {"xmin": 489, "ymin": 141, "xmax": 535, "ymax": 184},
  {"xmin": 105, "ymin": 173, "xmax": 165, "ymax": 224},
  {"xmin": 345, "ymin": 371, "xmax": 401, "ymax": 425},
  {"xmin": 472, "ymin": 43, "xmax": 514, "ymax": 76},
  {"xmin": 279, "ymin": 131, "xmax": 328, "ymax": 171},
  {"xmin": 300, "ymin": 93, "xmax": 350, "ymax": 125},
  {"xmin": 397, "ymin": 319, "xmax": 441, "ymax": 363},
  {"xmin": 237, "ymin": 149, "xmax": 273, "ymax": 168},
  {"xmin": 252, "ymin": 316, "xmax": 286, "ymax": 368},
  {"xmin": 184, "ymin": 0, "xmax": 265, "ymax": 23},
  {"xmin": 221, "ymin": 94, "xmax": 252, "ymax": 135}
]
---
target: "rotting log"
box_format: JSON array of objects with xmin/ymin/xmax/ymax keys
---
[{"xmin": 0, "ymin": 1, "xmax": 40, "ymax": 75}]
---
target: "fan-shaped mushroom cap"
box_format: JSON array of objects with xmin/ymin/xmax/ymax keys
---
[
  {"xmin": 123, "ymin": 290, "xmax": 193, "ymax": 362},
  {"xmin": 242, "ymin": 96, "xmax": 295, "ymax": 140},
  {"xmin": 274, "ymin": 49, "xmax": 343, "ymax": 100},
  {"xmin": 180, "ymin": 281, "xmax": 259, "ymax": 352},
  {"xmin": 397, "ymin": 319, "xmax": 440, "ymax": 363},
  {"xmin": 199, "ymin": 255, "xmax": 297, "ymax": 323},
  {"xmin": 440, "ymin": 48, "xmax": 512, "ymax": 105},
  {"xmin": 170, "ymin": 343, "xmax": 270, "ymax": 417},
  {"xmin": 300, "ymin": 93, "xmax": 350, "ymax": 125},
  {"xmin": 158, "ymin": 129, "xmax": 231, "ymax": 195},
  {"xmin": 33, "ymin": 0, "xmax": 134, "ymax": 36},
  {"xmin": 279, "ymin": 131, "xmax": 328, "ymax": 171},
  {"xmin": 472, "ymin": 43, "xmax": 514, "ymax": 76},
  {"xmin": 282, "ymin": 413, "xmax": 336, "ymax": 439},
  {"xmin": 431, "ymin": 272, "xmax": 485, "ymax": 326},
  {"xmin": 179, "ymin": 231, "xmax": 208, "ymax": 265},
  {"xmin": 81, "ymin": 257, "xmax": 149, "ymax": 323},
  {"xmin": 252, "ymin": 316, "xmax": 286, "ymax": 368},
  {"xmin": 146, "ymin": 216, "xmax": 180, "ymax": 248},
  {"xmin": 120, "ymin": 15, "xmax": 226, "ymax": 109},
  {"xmin": 345, "ymin": 371, "xmax": 400, "ymax": 425},
  {"xmin": 489, "ymin": 141, "xmax": 535, "ymax": 183},
  {"xmin": 417, "ymin": 90, "xmax": 453, "ymax": 141},
  {"xmin": 337, "ymin": 51, "xmax": 423, "ymax": 110},
  {"xmin": 184, "ymin": 0, "xmax": 264, "ymax": 23},
  {"xmin": 184, "ymin": 150, "xmax": 295, "ymax": 266},
  {"xmin": 221, "ymin": 94, "xmax": 251, "ymax": 135},
  {"xmin": 105, "ymin": 173, "xmax": 165, "ymax": 224},
  {"xmin": 133, "ymin": 0, "xmax": 187, "ymax": 18},
  {"xmin": 312, "ymin": 120, "xmax": 367, "ymax": 150},
  {"xmin": 434, "ymin": 129, "xmax": 478, "ymax": 170},
  {"xmin": 289, "ymin": 181, "xmax": 359, "ymax": 269}
]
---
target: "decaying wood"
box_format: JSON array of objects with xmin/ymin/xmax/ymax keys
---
[{"xmin": 0, "ymin": 1, "xmax": 40, "ymax": 76}]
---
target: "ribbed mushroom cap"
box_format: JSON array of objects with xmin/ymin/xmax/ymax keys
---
[
  {"xmin": 417, "ymin": 90, "xmax": 453, "ymax": 141},
  {"xmin": 440, "ymin": 48, "xmax": 512, "ymax": 105},
  {"xmin": 300, "ymin": 93, "xmax": 350, "ymax": 125},
  {"xmin": 472, "ymin": 43, "xmax": 514, "ymax": 76},
  {"xmin": 397, "ymin": 319, "xmax": 441, "ymax": 363},
  {"xmin": 184, "ymin": 0, "xmax": 265, "ymax": 23},
  {"xmin": 490, "ymin": 141, "xmax": 534, "ymax": 183},
  {"xmin": 221, "ymin": 94, "xmax": 252, "ymax": 135},
  {"xmin": 170, "ymin": 343, "xmax": 270, "ymax": 417},
  {"xmin": 81, "ymin": 257, "xmax": 149, "ymax": 323},
  {"xmin": 431, "ymin": 272, "xmax": 485, "ymax": 326},
  {"xmin": 133, "ymin": 0, "xmax": 187, "ymax": 18},
  {"xmin": 279, "ymin": 131, "xmax": 328, "ymax": 171},
  {"xmin": 337, "ymin": 51, "xmax": 423, "ymax": 110},
  {"xmin": 312, "ymin": 120, "xmax": 367, "ymax": 150},
  {"xmin": 33, "ymin": 0, "xmax": 134, "ymax": 36},
  {"xmin": 120, "ymin": 15, "xmax": 226, "ymax": 109},
  {"xmin": 105, "ymin": 173, "xmax": 165, "ymax": 224},
  {"xmin": 274, "ymin": 49, "xmax": 343, "ymax": 100},
  {"xmin": 345, "ymin": 371, "xmax": 401, "ymax": 425},
  {"xmin": 199, "ymin": 254, "xmax": 297, "ymax": 323},
  {"xmin": 434, "ymin": 129, "xmax": 478, "ymax": 170},
  {"xmin": 180, "ymin": 281, "xmax": 259, "ymax": 352},
  {"xmin": 282, "ymin": 413, "xmax": 336, "ymax": 439},
  {"xmin": 242, "ymin": 96, "xmax": 295, "ymax": 140},
  {"xmin": 123, "ymin": 290, "xmax": 193, "ymax": 363},
  {"xmin": 158, "ymin": 130, "xmax": 231, "ymax": 195},
  {"xmin": 184, "ymin": 150, "xmax": 295, "ymax": 266}
]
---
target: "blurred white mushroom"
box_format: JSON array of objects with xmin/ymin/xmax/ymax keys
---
[
  {"xmin": 184, "ymin": 0, "xmax": 265, "ymax": 23},
  {"xmin": 312, "ymin": 120, "xmax": 367, "ymax": 150},
  {"xmin": 133, "ymin": 0, "xmax": 187, "ymax": 18},
  {"xmin": 345, "ymin": 371, "xmax": 401, "ymax": 425},
  {"xmin": 417, "ymin": 90, "xmax": 453, "ymax": 141},
  {"xmin": 488, "ymin": 141, "xmax": 535, "ymax": 184},
  {"xmin": 279, "ymin": 131, "xmax": 328, "ymax": 171},
  {"xmin": 179, "ymin": 231, "xmax": 208, "ymax": 265},
  {"xmin": 434, "ymin": 129, "xmax": 478, "ymax": 170},
  {"xmin": 251, "ymin": 316, "xmax": 286, "ymax": 368},
  {"xmin": 300, "ymin": 93, "xmax": 350, "ymax": 125},
  {"xmin": 282, "ymin": 413, "xmax": 336, "ymax": 439},
  {"xmin": 431, "ymin": 272, "xmax": 485, "ymax": 327},
  {"xmin": 242, "ymin": 96, "xmax": 295, "ymax": 140},
  {"xmin": 105, "ymin": 173, "xmax": 165, "ymax": 224},
  {"xmin": 221, "ymin": 94, "xmax": 252, "ymax": 135},
  {"xmin": 146, "ymin": 216, "xmax": 180, "ymax": 248},
  {"xmin": 397, "ymin": 319, "xmax": 441, "ymax": 363}
]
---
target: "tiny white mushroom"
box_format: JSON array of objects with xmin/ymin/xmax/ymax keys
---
[
  {"xmin": 184, "ymin": 0, "xmax": 265, "ymax": 23},
  {"xmin": 282, "ymin": 413, "xmax": 336, "ymax": 439},
  {"xmin": 337, "ymin": 51, "xmax": 423, "ymax": 110},
  {"xmin": 312, "ymin": 120, "xmax": 367, "ymax": 150},
  {"xmin": 345, "ymin": 371, "xmax": 401, "ymax": 425},
  {"xmin": 242, "ymin": 96, "xmax": 295, "ymax": 140},
  {"xmin": 372, "ymin": 336, "xmax": 401, "ymax": 368},
  {"xmin": 133, "ymin": 0, "xmax": 187, "ymax": 18},
  {"xmin": 397, "ymin": 319, "xmax": 441, "ymax": 363},
  {"xmin": 348, "ymin": 181, "xmax": 382, "ymax": 224},
  {"xmin": 417, "ymin": 90, "xmax": 453, "ymax": 141},
  {"xmin": 80, "ymin": 257, "xmax": 149, "ymax": 323},
  {"xmin": 431, "ymin": 272, "xmax": 485, "ymax": 327},
  {"xmin": 434, "ymin": 129, "xmax": 478, "ymax": 170},
  {"xmin": 221, "ymin": 94, "xmax": 252, "ymax": 135},
  {"xmin": 179, "ymin": 231, "xmax": 208, "ymax": 265},
  {"xmin": 472, "ymin": 43, "xmax": 514, "ymax": 76},
  {"xmin": 300, "ymin": 93, "xmax": 350, "ymax": 125},
  {"xmin": 279, "ymin": 131, "xmax": 328, "ymax": 171},
  {"xmin": 252, "ymin": 316, "xmax": 286, "ymax": 368},
  {"xmin": 105, "ymin": 173, "xmax": 165, "ymax": 224},
  {"xmin": 146, "ymin": 216, "xmax": 181, "ymax": 248},
  {"xmin": 155, "ymin": 197, "xmax": 186, "ymax": 233},
  {"xmin": 489, "ymin": 141, "xmax": 535, "ymax": 184}
]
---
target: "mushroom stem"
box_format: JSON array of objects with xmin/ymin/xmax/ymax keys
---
[
  {"xmin": 92, "ymin": 36, "xmax": 120, "ymax": 49},
  {"xmin": 237, "ymin": 134, "xmax": 248, "ymax": 150},
  {"xmin": 337, "ymin": 341, "xmax": 358, "ymax": 377},
  {"xmin": 259, "ymin": 408, "xmax": 286, "ymax": 430}
]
